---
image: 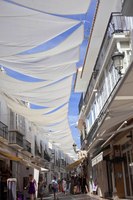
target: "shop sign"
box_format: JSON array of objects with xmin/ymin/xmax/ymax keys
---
[{"xmin": 92, "ymin": 152, "xmax": 103, "ymax": 167}]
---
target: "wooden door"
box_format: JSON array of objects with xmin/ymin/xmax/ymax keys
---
[{"xmin": 114, "ymin": 162, "xmax": 125, "ymax": 198}]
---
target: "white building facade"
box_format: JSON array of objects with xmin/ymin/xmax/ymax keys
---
[
  {"xmin": 75, "ymin": 0, "xmax": 133, "ymax": 199},
  {"xmin": 0, "ymin": 92, "xmax": 71, "ymax": 199}
]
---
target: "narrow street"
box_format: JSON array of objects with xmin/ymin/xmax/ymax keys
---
[
  {"xmin": 39, "ymin": 193, "xmax": 107, "ymax": 200},
  {"xmin": 1, "ymin": 1, "xmax": 133, "ymax": 200}
]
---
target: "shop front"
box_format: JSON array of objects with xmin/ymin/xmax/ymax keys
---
[
  {"xmin": 91, "ymin": 152, "xmax": 109, "ymax": 198},
  {"xmin": 122, "ymin": 139, "xmax": 133, "ymax": 198},
  {"xmin": 105, "ymin": 129, "xmax": 133, "ymax": 199}
]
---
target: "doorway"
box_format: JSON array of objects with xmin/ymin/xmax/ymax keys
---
[{"xmin": 123, "ymin": 149, "xmax": 133, "ymax": 198}]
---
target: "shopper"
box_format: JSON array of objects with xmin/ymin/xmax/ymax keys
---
[
  {"xmin": 51, "ymin": 176, "xmax": 58, "ymax": 200},
  {"xmin": 25, "ymin": 174, "xmax": 37, "ymax": 200},
  {"xmin": 38, "ymin": 178, "xmax": 46, "ymax": 200},
  {"xmin": 62, "ymin": 178, "xmax": 67, "ymax": 194}
]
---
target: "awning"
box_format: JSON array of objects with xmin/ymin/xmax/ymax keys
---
[
  {"xmin": 41, "ymin": 167, "xmax": 49, "ymax": 172},
  {"xmin": 66, "ymin": 158, "xmax": 84, "ymax": 171},
  {"xmin": 92, "ymin": 152, "xmax": 103, "ymax": 167},
  {"xmin": 0, "ymin": 150, "xmax": 22, "ymax": 161}
]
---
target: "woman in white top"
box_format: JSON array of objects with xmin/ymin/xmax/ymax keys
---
[{"xmin": 62, "ymin": 178, "xmax": 67, "ymax": 195}]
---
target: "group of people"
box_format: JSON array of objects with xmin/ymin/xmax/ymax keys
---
[
  {"xmin": 70, "ymin": 175, "xmax": 89, "ymax": 195},
  {"xmin": 22, "ymin": 174, "xmax": 89, "ymax": 200},
  {"xmin": 24, "ymin": 175, "xmax": 67, "ymax": 200},
  {"xmin": 50, "ymin": 175, "xmax": 89, "ymax": 199},
  {"xmin": 24, "ymin": 174, "xmax": 46, "ymax": 200},
  {"xmin": 51, "ymin": 176, "xmax": 67, "ymax": 200}
]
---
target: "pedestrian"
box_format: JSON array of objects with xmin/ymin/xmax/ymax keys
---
[
  {"xmin": 62, "ymin": 178, "xmax": 67, "ymax": 195},
  {"xmin": 57, "ymin": 178, "xmax": 62, "ymax": 192},
  {"xmin": 25, "ymin": 174, "xmax": 37, "ymax": 200},
  {"xmin": 93, "ymin": 179, "xmax": 98, "ymax": 195},
  {"xmin": 38, "ymin": 178, "xmax": 46, "ymax": 200},
  {"xmin": 51, "ymin": 176, "xmax": 58, "ymax": 200},
  {"xmin": 81, "ymin": 176, "xmax": 88, "ymax": 194}
]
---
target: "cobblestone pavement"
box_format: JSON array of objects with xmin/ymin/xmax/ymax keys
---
[{"xmin": 38, "ymin": 192, "xmax": 108, "ymax": 200}]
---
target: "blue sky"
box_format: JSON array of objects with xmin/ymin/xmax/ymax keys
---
[{"xmin": 3, "ymin": 0, "xmax": 97, "ymax": 148}]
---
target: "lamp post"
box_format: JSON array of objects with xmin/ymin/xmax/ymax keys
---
[
  {"xmin": 111, "ymin": 51, "xmax": 125, "ymax": 75},
  {"xmin": 73, "ymin": 143, "xmax": 78, "ymax": 153}
]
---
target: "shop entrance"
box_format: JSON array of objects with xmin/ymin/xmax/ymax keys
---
[
  {"xmin": 106, "ymin": 160, "xmax": 113, "ymax": 197},
  {"xmin": 123, "ymin": 148, "xmax": 133, "ymax": 198},
  {"xmin": 0, "ymin": 159, "xmax": 12, "ymax": 199}
]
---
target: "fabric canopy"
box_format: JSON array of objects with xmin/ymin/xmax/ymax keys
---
[
  {"xmin": 0, "ymin": 0, "xmax": 91, "ymax": 158},
  {"xmin": 1, "ymin": 24, "xmax": 83, "ymax": 62},
  {"xmin": 1, "ymin": 46, "xmax": 80, "ymax": 71},
  {"xmin": 0, "ymin": 0, "xmax": 80, "ymax": 57},
  {"xmin": 66, "ymin": 158, "xmax": 84, "ymax": 170},
  {"xmin": 1, "ymin": 62, "xmax": 76, "ymax": 81},
  {"xmin": 8, "ymin": 0, "xmax": 91, "ymax": 15},
  {"xmin": 0, "ymin": 149, "xmax": 22, "ymax": 161}
]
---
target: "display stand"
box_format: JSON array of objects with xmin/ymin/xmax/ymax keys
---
[{"xmin": 7, "ymin": 178, "xmax": 17, "ymax": 200}]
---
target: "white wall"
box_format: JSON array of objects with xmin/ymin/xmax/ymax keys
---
[{"xmin": 0, "ymin": 94, "xmax": 9, "ymax": 126}]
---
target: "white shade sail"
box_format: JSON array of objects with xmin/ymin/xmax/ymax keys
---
[
  {"xmin": 9, "ymin": 0, "xmax": 91, "ymax": 15},
  {"xmin": 0, "ymin": 72, "xmax": 51, "ymax": 93},
  {"xmin": 0, "ymin": 0, "xmax": 80, "ymax": 57},
  {"xmin": 1, "ymin": 46, "xmax": 80, "ymax": 71},
  {"xmin": 4, "ymin": 94, "xmax": 69, "ymax": 124},
  {"xmin": 0, "ymin": 74, "xmax": 73, "ymax": 103},
  {"xmin": 1, "ymin": 24, "xmax": 83, "ymax": 62},
  {"xmin": 1, "ymin": 62, "xmax": 76, "ymax": 81},
  {"xmin": 10, "ymin": 95, "xmax": 69, "ymax": 107},
  {"xmin": 0, "ymin": 0, "xmax": 91, "ymax": 158}
]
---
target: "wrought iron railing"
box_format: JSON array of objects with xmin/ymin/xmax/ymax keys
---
[
  {"xmin": 23, "ymin": 139, "xmax": 31, "ymax": 153},
  {"xmin": 0, "ymin": 121, "xmax": 8, "ymax": 140},
  {"xmin": 35, "ymin": 140, "xmax": 41, "ymax": 157},
  {"xmin": 44, "ymin": 149, "xmax": 51, "ymax": 162},
  {"xmin": 79, "ymin": 13, "xmax": 130, "ymax": 113},
  {"xmin": 87, "ymin": 119, "xmax": 99, "ymax": 144},
  {"xmin": 9, "ymin": 130, "xmax": 23, "ymax": 147}
]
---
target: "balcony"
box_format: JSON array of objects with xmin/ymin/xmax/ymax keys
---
[
  {"xmin": 0, "ymin": 121, "xmax": 8, "ymax": 143},
  {"xmin": 9, "ymin": 130, "xmax": 23, "ymax": 149},
  {"xmin": 22, "ymin": 139, "xmax": 32, "ymax": 156},
  {"xmin": 60, "ymin": 159, "xmax": 66, "ymax": 167},
  {"xmin": 35, "ymin": 140, "xmax": 42, "ymax": 159},
  {"xmin": 51, "ymin": 163, "xmax": 54, "ymax": 171},
  {"xmin": 44, "ymin": 149, "xmax": 51, "ymax": 162},
  {"xmin": 79, "ymin": 14, "xmax": 130, "ymax": 113}
]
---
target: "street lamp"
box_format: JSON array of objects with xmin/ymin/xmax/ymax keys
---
[
  {"xmin": 73, "ymin": 143, "xmax": 77, "ymax": 153},
  {"xmin": 111, "ymin": 51, "xmax": 125, "ymax": 75}
]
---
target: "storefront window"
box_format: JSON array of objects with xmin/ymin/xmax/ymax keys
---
[
  {"xmin": 129, "ymin": 149, "xmax": 133, "ymax": 196},
  {"xmin": 123, "ymin": 147, "xmax": 133, "ymax": 197},
  {"xmin": 123, "ymin": 153, "xmax": 130, "ymax": 196}
]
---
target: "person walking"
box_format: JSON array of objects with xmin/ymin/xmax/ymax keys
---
[
  {"xmin": 51, "ymin": 176, "xmax": 58, "ymax": 200},
  {"xmin": 25, "ymin": 174, "xmax": 37, "ymax": 200},
  {"xmin": 38, "ymin": 178, "xmax": 46, "ymax": 200},
  {"xmin": 62, "ymin": 178, "xmax": 67, "ymax": 195}
]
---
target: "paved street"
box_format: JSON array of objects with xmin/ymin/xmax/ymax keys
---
[{"xmin": 39, "ymin": 193, "xmax": 108, "ymax": 200}]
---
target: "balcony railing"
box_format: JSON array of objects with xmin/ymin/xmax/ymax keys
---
[
  {"xmin": 23, "ymin": 139, "xmax": 31, "ymax": 154},
  {"xmin": 87, "ymin": 119, "xmax": 99, "ymax": 144},
  {"xmin": 79, "ymin": 13, "xmax": 130, "ymax": 113},
  {"xmin": 9, "ymin": 130, "xmax": 23, "ymax": 148},
  {"xmin": 0, "ymin": 121, "xmax": 8, "ymax": 141},
  {"xmin": 44, "ymin": 150, "xmax": 51, "ymax": 162},
  {"xmin": 51, "ymin": 163, "xmax": 54, "ymax": 171},
  {"xmin": 35, "ymin": 141, "xmax": 42, "ymax": 158}
]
